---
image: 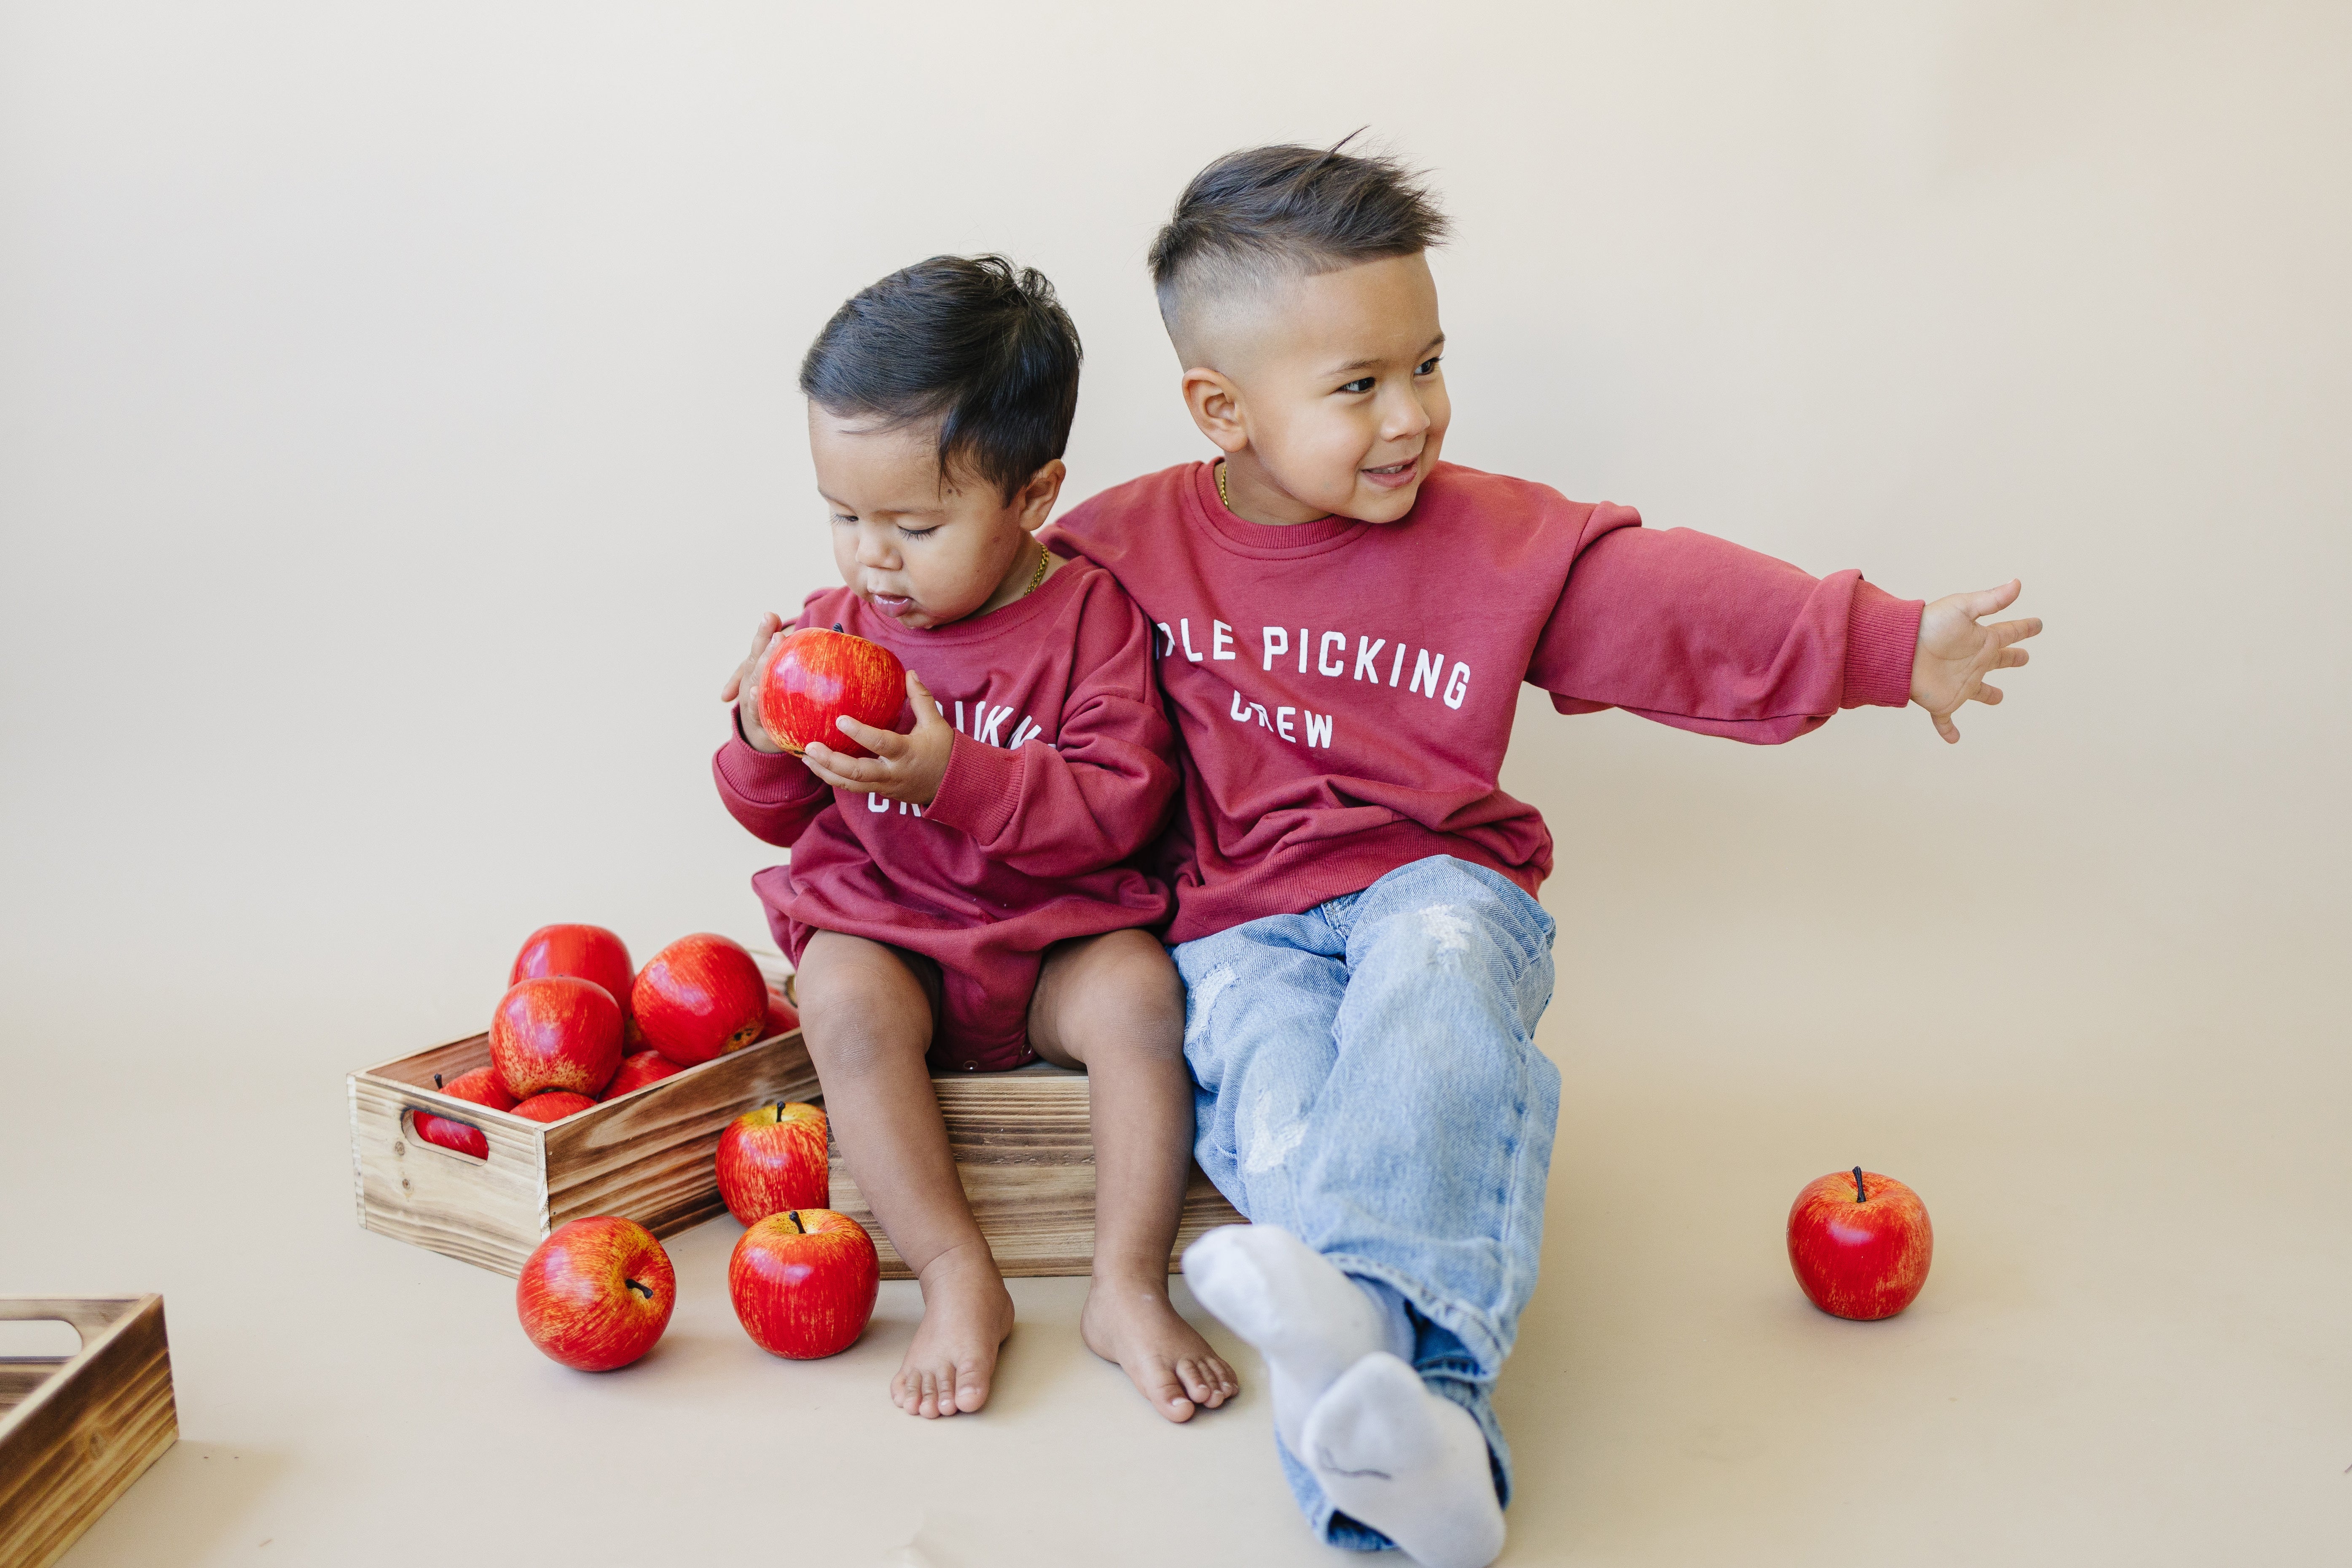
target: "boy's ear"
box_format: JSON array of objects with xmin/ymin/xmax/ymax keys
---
[
  {"xmin": 1179, "ymin": 367, "xmax": 1249, "ymax": 455},
  {"xmin": 1016, "ymin": 458, "xmax": 1067, "ymax": 530}
]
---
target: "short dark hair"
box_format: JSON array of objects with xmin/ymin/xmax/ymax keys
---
[
  {"xmin": 798, "ymin": 255, "xmax": 1081, "ymax": 501},
  {"xmin": 1147, "ymin": 136, "xmax": 1450, "ymax": 333}
]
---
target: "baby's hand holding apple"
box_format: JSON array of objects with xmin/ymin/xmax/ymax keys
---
[
  {"xmin": 803, "ymin": 671, "xmax": 954, "ymax": 806},
  {"xmin": 722, "ymin": 612, "xmax": 789, "ymax": 754}
]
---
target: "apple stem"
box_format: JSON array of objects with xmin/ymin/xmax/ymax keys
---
[
  {"xmin": 832, "ymin": 623, "xmax": 843, "ymax": 632},
  {"xmin": 774, "ymin": 1103, "xmax": 784, "ymax": 1123},
  {"xmin": 626, "ymin": 1278, "xmax": 652, "ymax": 1300},
  {"xmin": 433, "ymin": 1073, "xmax": 443, "ymax": 1089},
  {"xmin": 1852, "ymin": 1166, "xmax": 1866, "ymax": 1203},
  {"xmin": 786, "ymin": 1211, "xmax": 805, "ymax": 1234}
]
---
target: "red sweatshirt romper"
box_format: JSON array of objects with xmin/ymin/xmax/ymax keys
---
[{"xmin": 712, "ymin": 559, "xmax": 1179, "ymax": 1072}]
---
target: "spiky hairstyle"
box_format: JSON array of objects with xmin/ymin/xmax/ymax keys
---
[{"xmin": 1147, "ymin": 137, "xmax": 1450, "ymax": 344}]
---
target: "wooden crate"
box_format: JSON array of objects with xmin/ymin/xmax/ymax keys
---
[
  {"xmin": 828, "ymin": 1063, "xmax": 1247, "ymax": 1279},
  {"xmin": 349, "ymin": 1027, "xmax": 820, "ymax": 1276},
  {"xmin": 0, "ymin": 1295, "xmax": 177, "ymax": 1568}
]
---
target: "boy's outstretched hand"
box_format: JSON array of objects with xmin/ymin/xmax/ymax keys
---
[
  {"xmin": 805, "ymin": 673, "xmax": 954, "ymax": 808},
  {"xmin": 1909, "ymin": 579, "xmax": 2041, "ymax": 743}
]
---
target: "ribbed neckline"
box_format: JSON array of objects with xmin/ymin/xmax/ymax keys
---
[{"xmin": 1189, "ymin": 462, "xmax": 1373, "ymax": 556}]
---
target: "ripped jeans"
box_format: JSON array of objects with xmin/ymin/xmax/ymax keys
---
[{"xmin": 1173, "ymin": 856, "xmax": 1560, "ymax": 1551}]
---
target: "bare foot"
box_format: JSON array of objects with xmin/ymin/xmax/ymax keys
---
[
  {"xmin": 891, "ymin": 1240, "xmax": 1015, "ymax": 1418},
  {"xmin": 1082, "ymin": 1270, "xmax": 1241, "ymax": 1423}
]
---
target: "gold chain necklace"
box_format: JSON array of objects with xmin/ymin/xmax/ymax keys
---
[{"xmin": 1021, "ymin": 540, "xmax": 1050, "ymax": 596}]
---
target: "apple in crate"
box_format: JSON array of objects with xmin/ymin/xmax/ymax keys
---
[
  {"xmin": 631, "ymin": 934, "xmax": 767, "ymax": 1066},
  {"xmin": 414, "ymin": 1067, "xmax": 515, "ymax": 1159},
  {"xmin": 516, "ymin": 1216, "xmax": 676, "ymax": 1371},
  {"xmin": 491, "ymin": 976, "xmax": 623, "ymax": 1097},
  {"xmin": 755, "ymin": 626, "xmax": 906, "ymax": 759},
  {"xmin": 513, "ymin": 1090, "xmax": 599, "ymax": 1123},
  {"xmin": 511, "ymin": 924, "xmax": 634, "ymax": 1020},
  {"xmin": 717, "ymin": 1102, "xmax": 829, "ymax": 1224},
  {"xmin": 1787, "ymin": 1167, "xmax": 1934, "ymax": 1321},
  {"xmin": 729, "ymin": 1208, "xmax": 880, "ymax": 1359},
  {"xmin": 603, "ymin": 1050, "xmax": 684, "ymax": 1099}
]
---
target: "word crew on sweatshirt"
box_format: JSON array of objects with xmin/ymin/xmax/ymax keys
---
[{"xmin": 1046, "ymin": 460, "xmax": 1923, "ymax": 945}]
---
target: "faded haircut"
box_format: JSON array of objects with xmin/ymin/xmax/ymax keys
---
[
  {"xmin": 1147, "ymin": 136, "xmax": 1450, "ymax": 348},
  {"xmin": 799, "ymin": 255, "xmax": 1081, "ymax": 501}
]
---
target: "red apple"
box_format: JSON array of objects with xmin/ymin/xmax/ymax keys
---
[
  {"xmin": 413, "ymin": 1066, "xmax": 516, "ymax": 1160},
  {"xmin": 717, "ymin": 1101, "xmax": 829, "ymax": 1224},
  {"xmin": 1787, "ymin": 1167, "xmax": 1933, "ymax": 1321},
  {"xmin": 490, "ymin": 976, "xmax": 623, "ymax": 1097},
  {"xmin": 755, "ymin": 626, "xmax": 906, "ymax": 759},
  {"xmin": 510, "ymin": 923, "xmax": 634, "ymax": 1023},
  {"xmin": 728, "ymin": 1208, "xmax": 880, "ymax": 1360},
  {"xmin": 763, "ymin": 980, "xmax": 799, "ymax": 1039},
  {"xmin": 631, "ymin": 934, "xmax": 767, "ymax": 1066},
  {"xmin": 513, "ymin": 1090, "xmax": 599, "ymax": 1123},
  {"xmin": 516, "ymin": 1216, "xmax": 675, "ymax": 1371},
  {"xmin": 603, "ymin": 1050, "xmax": 685, "ymax": 1099}
]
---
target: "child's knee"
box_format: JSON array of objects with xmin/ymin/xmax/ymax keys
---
[
  {"xmin": 1046, "ymin": 930, "xmax": 1185, "ymax": 1060},
  {"xmin": 795, "ymin": 938, "xmax": 935, "ymax": 1074}
]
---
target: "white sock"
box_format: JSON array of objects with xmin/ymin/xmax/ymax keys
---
[
  {"xmin": 1181, "ymin": 1224, "xmax": 1403, "ymax": 1456},
  {"xmin": 1301, "ymin": 1352, "xmax": 1506, "ymax": 1568}
]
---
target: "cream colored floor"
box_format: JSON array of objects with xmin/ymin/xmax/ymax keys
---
[
  {"xmin": 13, "ymin": 908, "xmax": 2347, "ymax": 1566},
  {"xmin": 6, "ymin": 9, "xmax": 2349, "ymax": 1558}
]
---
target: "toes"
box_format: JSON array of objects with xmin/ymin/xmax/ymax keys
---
[
  {"xmin": 1139, "ymin": 1359, "xmax": 1195, "ymax": 1423},
  {"xmin": 953, "ymin": 1360, "xmax": 991, "ymax": 1415}
]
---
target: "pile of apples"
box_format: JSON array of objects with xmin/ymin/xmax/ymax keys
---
[
  {"xmin": 513, "ymin": 1104, "xmax": 879, "ymax": 1374},
  {"xmin": 413, "ymin": 923, "xmax": 799, "ymax": 1155},
  {"xmin": 425, "ymin": 923, "xmax": 880, "ymax": 1372}
]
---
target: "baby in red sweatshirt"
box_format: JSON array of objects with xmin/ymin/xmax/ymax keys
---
[
  {"xmin": 712, "ymin": 256, "xmax": 1237, "ymax": 1426},
  {"xmin": 1047, "ymin": 143, "xmax": 2042, "ymax": 1567}
]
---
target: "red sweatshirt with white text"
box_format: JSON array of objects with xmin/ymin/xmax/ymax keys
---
[
  {"xmin": 1044, "ymin": 460, "xmax": 1922, "ymax": 946},
  {"xmin": 712, "ymin": 559, "xmax": 1177, "ymax": 1071}
]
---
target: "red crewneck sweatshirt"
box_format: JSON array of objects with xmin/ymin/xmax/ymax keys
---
[
  {"xmin": 1045, "ymin": 460, "xmax": 1922, "ymax": 946},
  {"xmin": 711, "ymin": 558, "xmax": 1178, "ymax": 1070}
]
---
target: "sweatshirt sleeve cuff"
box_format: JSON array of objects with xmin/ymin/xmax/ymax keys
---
[
  {"xmin": 715, "ymin": 709, "xmax": 826, "ymax": 804},
  {"xmin": 1843, "ymin": 580, "xmax": 1922, "ymax": 709},
  {"xmin": 925, "ymin": 732, "xmax": 1022, "ymax": 843}
]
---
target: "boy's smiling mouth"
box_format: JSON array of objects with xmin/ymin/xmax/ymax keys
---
[{"xmin": 1361, "ymin": 455, "xmax": 1421, "ymax": 491}]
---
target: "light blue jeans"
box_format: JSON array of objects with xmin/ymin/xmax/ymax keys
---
[{"xmin": 1174, "ymin": 856, "xmax": 1560, "ymax": 1552}]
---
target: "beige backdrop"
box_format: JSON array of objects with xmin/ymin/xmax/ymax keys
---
[{"xmin": 4, "ymin": 4, "xmax": 2347, "ymax": 1565}]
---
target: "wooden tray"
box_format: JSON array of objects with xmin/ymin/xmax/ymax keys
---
[
  {"xmin": 349, "ymin": 1027, "xmax": 821, "ymax": 1276},
  {"xmin": 827, "ymin": 1063, "xmax": 1247, "ymax": 1280},
  {"xmin": 0, "ymin": 1296, "xmax": 177, "ymax": 1568}
]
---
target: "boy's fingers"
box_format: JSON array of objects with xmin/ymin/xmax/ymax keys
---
[
  {"xmin": 1991, "ymin": 616, "xmax": 2043, "ymax": 646},
  {"xmin": 1995, "ymin": 647, "xmax": 2031, "ymax": 669},
  {"xmin": 1973, "ymin": 682, "xmax": 2005, "ymax": 705},
  {"xmin": 905, "ymin": 671, "xmax": 944, "ymax": 723},
  {"xmin": 1962, "ymin": 579, "xmax": 2022, "ymax": 619},
  {"xmin": 835, "ymin": 715, "xmax": 903, "ymax": 756},
  {"xmin": 804, "ymin": 744, "xmax": 881, "ymax": 784}
]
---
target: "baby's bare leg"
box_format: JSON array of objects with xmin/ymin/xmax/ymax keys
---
[
  {"xmin": 796, "ymin": 930, "xmax": 1012, "ymax": 1418},
  {"xmin": 1030, "ymin": 929, "xmax": 1239, "ymax": 1423}
]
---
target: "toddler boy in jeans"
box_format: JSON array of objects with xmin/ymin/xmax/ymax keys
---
[{"xmin": 1045, "ymin": 143, "xmax": 2040, "ymax": 1566}]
